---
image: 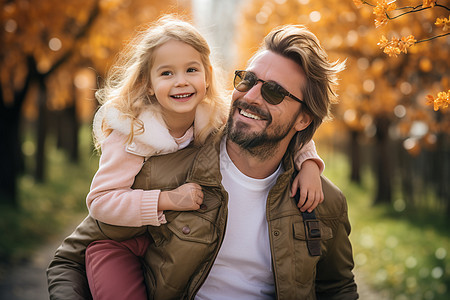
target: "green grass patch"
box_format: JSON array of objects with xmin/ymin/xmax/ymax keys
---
[
  {"xmin": 0, "ymin": 125, "xmax": 98, "ymax": 264},
  {"xmin": 324, "ymin": 153, "xmax": 450, "ymax": 300}
]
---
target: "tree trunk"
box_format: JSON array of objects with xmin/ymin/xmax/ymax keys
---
[
  {"xmin": 35, "ymin": 76, "xmax": 48, "ymax": 182},
  {"xmin": 0, "ymin": 106, "xmax": 21, "ymax": 206},
  {"xmin": 438, "ymin": 133, "xmax": 450, "ymax": 217},
  {"xmin": 68, "ymin": 102, "xmax": 80, "ymax": 162},
  {"xmin": 349, "ymin": 130, "xmax": 361, "ymax": 183},
  {"xmin": 56, "ymin": 104, "xmax": 79, "ymax": 162},
  {"xmin": 373, "ymin": 115, "xmax": 392, "ymax": 204},
  {"xmin": 398, "ymin": 141, "xmax": 414, "ymax": 205},
  {"xmin": 0, "ymin": 61, "xmax": 33, "ymax": 207},
  {"xmin": 67, "ymin": 83, "xmax": 79, "ymax": 162}
]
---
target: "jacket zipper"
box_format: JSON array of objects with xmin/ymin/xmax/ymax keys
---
[
  {"xmin": 267, "ymin": 188, "xmax": 280, "ymax": 299},
  {"xmin": 188, "ymin": 187, "xmax": 229, "ymax": 299}
]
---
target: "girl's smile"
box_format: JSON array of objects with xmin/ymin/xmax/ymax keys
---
[{"xmin": 171, "ymin": 92, "xmax": 195, "ymax": 102}]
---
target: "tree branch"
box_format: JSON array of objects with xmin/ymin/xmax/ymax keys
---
[
  {"xmin": 360, "ymin": 0, "xmax": 450, "ymax": 13},
  {"xmin": 44, "ymin": 0, "xmax": 100, "ymax": 76},
  {"xmin": 416, "ymin": 32, "xmax": 450, "ymax": 44},
  {"xmin": 13, "ymin": 55, "xmax": 38, "ymax": 114},
  {"xmin": 387, "ymin": 5, "xmax": 429, "ymax": 20}
]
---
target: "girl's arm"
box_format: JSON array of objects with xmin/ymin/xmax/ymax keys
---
[
  {"xmin": 87, "ymin": 131, "xmax": 165, "ymax": 227},
  {"xmin": 293, "ymin": 139, "xmax": 324, "ymax": 173},
  {"xmin": 292, "ymin": 140, "xmax": 325, "ymax": 212}
]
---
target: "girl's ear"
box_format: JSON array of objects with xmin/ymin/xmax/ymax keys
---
[
  {"xmin": 148, "ymin": 87, "xmax": 155, "ymax": 96},
  {"xmin": 206, "ymin": 65, "xmax": 213, "ymax": 89}
]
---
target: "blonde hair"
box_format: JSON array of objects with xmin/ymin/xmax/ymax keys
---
[
  {"xmin": 254, "ymin": 25, "xmax": 345, "ymax": 149},
  {"xmin": 94, "ymin": 15, "xmax": 228, "ymax": 148}
]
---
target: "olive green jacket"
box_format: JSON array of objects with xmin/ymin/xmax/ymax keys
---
[{"xmin": 47, "ymin": 135, "xmax": 358, "ymax": 300}]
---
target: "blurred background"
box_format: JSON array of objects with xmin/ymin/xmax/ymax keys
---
[{"xmin": 0, "ymin": 0, "xmax": 449, "ymax": 299}]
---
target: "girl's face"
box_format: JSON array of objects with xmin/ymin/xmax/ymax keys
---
[{"xmin": 149, "ymin": 39, "xmax": 207, "ymax": 120}]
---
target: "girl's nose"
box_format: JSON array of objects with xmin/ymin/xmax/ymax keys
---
[{"xmin": 174, "ymin": 74, "xmax": 188, "ymax": 86}]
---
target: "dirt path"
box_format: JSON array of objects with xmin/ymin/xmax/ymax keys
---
[
  {"xmin": 0, "ymin": 219, "xmax": 80, "ymax": 300},
  {"xmin": 0, "ymin": 240, "xmax": 58, "ymax": 299}
]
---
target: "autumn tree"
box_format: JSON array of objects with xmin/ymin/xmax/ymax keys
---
[
  {"xmin": 235, "ymin": 0, "xmax": 449, "ymax": 209},
  {"xmin": 235, "ymin": 0, "xmax": 397, "ymax": 201},
  {"xmin": 352, "ymin": 0, "xmax": 449, "ymax": 208},
  {"xmin": 1, "ymin": 0, "xmax": 101, "ymax": 206},
  {"xmin": 0, "ymin": 0, "xmax": 191, "ymax": 206}
]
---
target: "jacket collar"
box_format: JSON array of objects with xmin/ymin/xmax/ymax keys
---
[
  {"xmin": 93, "ymin": 101, "xmax": 215, "ymax": 156},
  {"xmin": 188, "ymin": 130, "xmax": 223, "ymax": 187}
]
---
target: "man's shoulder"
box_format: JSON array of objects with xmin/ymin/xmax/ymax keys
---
[{"xmin": 316, "ymin": 176, "xmax": 348, "ymax": 219}]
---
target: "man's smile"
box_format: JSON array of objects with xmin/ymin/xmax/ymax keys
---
[
  {"xmin": 239, "ymin": 109, "xmax": 262, "ymax": 120},
  {"xmin": 233, "ymin": 100, "xmax": 271, "ymax": 124}
]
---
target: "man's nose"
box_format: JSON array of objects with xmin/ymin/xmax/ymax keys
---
[{"xmin": 243, "ymin": 81, "xmax": 265, "ymax": 105}]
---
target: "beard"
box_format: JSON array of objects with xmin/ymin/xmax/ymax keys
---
[{"xmin": 226, "ymin": 100, "xmax": 299, "ymax": 160}]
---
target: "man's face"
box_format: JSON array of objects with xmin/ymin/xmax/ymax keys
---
[{"xmin": 227, "ymin": 50, "xmax": 310, "ymax": 157}]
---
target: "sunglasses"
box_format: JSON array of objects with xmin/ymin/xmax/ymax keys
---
[{"xmin": 233, "ymin": 70, "xmax": 306, "ymax": 106}]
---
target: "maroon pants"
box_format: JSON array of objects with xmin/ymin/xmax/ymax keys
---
[{"xmin": 85, "ymin": 235, "xmax": 150, "ymax": 300}]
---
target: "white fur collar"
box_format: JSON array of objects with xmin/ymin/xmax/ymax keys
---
[
  {"xmin": 93, "ymin": 104, "xmax": 178, "ymax": 156},
  {"xmin": 93, "ymin": 101, "xmax": 214, "ymax": 156}
]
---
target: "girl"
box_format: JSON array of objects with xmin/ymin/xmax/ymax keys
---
[{"xmin": 85, "ymin": 16, "xmax": 325, "ymax": 299}]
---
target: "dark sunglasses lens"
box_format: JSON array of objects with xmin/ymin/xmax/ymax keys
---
[
  {"xmin": 261, "ymin": 82, "xmax": 283, "ymax": 105},
  {"xmin": 234, "ymin": 71, "xmax": 285, "ymax": 105},
  {"xmin": 234, "ymin": 71, "xmax": 255, "ymax": 92}
]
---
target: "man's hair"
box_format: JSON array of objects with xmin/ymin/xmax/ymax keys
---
[{"xmin": 255, "ymin": 25, "xmax": 345, "ymax": 150}]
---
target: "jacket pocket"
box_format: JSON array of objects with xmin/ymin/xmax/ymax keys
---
[
  {"xmin": 148, "ymin": 211, "xmax": 219, "ymax": 293},
  {"xmin": 166, "ymin": 211, "xmax": 216, "ymax": 244},
  {"xmin": 292, "ymin": 221, "xmax": 332, "ymax": 285}
]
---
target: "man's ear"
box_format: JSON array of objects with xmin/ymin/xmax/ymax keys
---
[{"xmin": 294, "ymin": 111, "xmax": 312, "ymax": 132}]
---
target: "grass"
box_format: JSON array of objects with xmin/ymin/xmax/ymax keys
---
[
  {"xmin": 0, "ymin": 125, "xmax": 98, "ymax": 264},
  {"xmin": 323, "ymin": 153, "xmax": 450, "ymax": 300}
]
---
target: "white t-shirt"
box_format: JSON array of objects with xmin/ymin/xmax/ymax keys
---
[{"xmin": 195, "ymin": 138, "xmax": 282, "ymax": 300}]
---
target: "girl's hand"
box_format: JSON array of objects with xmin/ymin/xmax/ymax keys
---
[
  {"xmin": 159, "ymin": 183, "xmax": 204, "ymax": 211},
  {"xmin": 291, "ymin": 160, "xmax": 324, "ymax": 213}
]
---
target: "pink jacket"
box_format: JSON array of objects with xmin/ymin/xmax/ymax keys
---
[{"xmin": 87, "ymin": 104, "xmax": 324, "ymax": 227}]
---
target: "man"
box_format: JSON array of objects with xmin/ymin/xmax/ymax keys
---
[{"xmin": 47, "ymin": 25, "xmax": 358, "ymax": 299}]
